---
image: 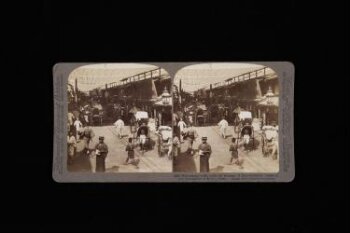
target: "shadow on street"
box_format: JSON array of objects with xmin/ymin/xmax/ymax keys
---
[
  {"xmin": 173, "ymin": 153, "xmax": 197, "ymax": 172},
  {"xmin": 67, "ymin": 150, "xmax": 93, "ymax": 172}
]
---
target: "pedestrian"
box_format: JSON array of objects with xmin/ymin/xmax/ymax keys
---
[
  {"xmin": 198, "ymin": 137, "xmax": 212, "ymax": 172},
  {"xmin": 177, "ymin": 118, "xmax": 187, "ymax": 142},
  {"xmin": 125, "ymin": 137, "xmax": 139, "ymax": 168},
  {"xmin": 167, "ymin": 136, "xmax": 173, "ymax": 159},
  {"xmin": 262, "ymin": 123, "xmax": 278, "ymax": 158},
  {"xmin": 67, "ymin": 111, "xmax": 75, "ymax": 133},
  {"xmin": 229, "ymin": 138, "xmax": 243, "ymax": 168},
  {"xmin": 172, "ymin": 133, "xmax": 181, "ymax": 158},
  {"xmin": 137, "ymin": 122, "xmax": 149, "ymax": 136},
  {"xmin": 79, "ymin": 107, "xmax": 87, "ymax": 125},
  {"xmin": 242, "ymin": 123, "xmax": 251, "ymax": 151},
  {"xmin": 233, "ymin": 104, "xmax": 241, "ymax": 115},
  {"xmin": 179, "ymin": 134, "xmax": 195, "ymax": 158},
  {"xmin": 74, "ymin": 118, "xmax": 83, "ymax": 140},
  {"xmin": 82, "ymin": 124, "xmax": 95, "ymax": 155},
  {"xmin": 114, "ymin": 117, "xmax": 125, "ymax": 139},
  {"xmin": 218, "ymin": 116, "xmax": 229, "ymax": 139},
  {"xmin": 67, "ymin": 131, "xmax": 77, "ymax": 164},
  {"xmin": 139, "ymin": 129, "xmax": 147, "ymax": 152},
  {"xmin": 94, "ymin": 136, "xmax": 108, "ymax": 172},
  {"xmin": 185, "ymin": 123, "xmax": 198, "ymax": 146},
  {"xmin": 155, "ymin": 117, "xmax": 159, "ymax": 130},
  {"xmin": 271, "ymin": 121, "xmax": 279, "ymax": 131},
  {"xmin": 83, "ymin": 109, "xmax": 90, "ymax": 125}
]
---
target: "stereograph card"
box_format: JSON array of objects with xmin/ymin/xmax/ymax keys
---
[{"xmin": 53, "ymin": 62, "xmax": 294, "ymax": 182}]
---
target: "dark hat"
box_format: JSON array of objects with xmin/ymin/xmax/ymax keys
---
[
  {"xmin": 202, "ymin": 137, "xmax": 207, "ymax": 140},
  {"xmin": 99, "ymin": 136, "xmax": 104, "ymax": 140}
]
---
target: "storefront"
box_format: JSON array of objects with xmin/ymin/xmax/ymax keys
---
[
  {"xmin": 257, "ymin": 87, "xmax": 279, "ymax": 126},
  {"xmin": 153, "ymin": 87, "xmax": 173, "ymax": 127}
]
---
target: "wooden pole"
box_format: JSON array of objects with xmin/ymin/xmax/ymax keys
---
[{"xmin": 74, "ymin": 78, "xmax": 78, "ymax": 103}]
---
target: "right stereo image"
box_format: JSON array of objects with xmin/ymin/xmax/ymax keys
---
[{"xmin": 172, "ymin": 63, "xmax": 279, "ymax": 173}]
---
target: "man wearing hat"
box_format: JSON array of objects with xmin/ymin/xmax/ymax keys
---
[
  {"xmin": 94, "ymin": 136, "xmax": 109, "ymax": 172},
  {"xmin": 198, "ymin": 136, "xmax": 212, "ymax": 172}
]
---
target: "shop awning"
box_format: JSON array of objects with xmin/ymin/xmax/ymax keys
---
[
  {"xmin": 153, "ymin": 97, "xmax": 173, "ymax": 107},
  {"xmin": 257, "ymin": 96, "xmax": 279, "ymax": 107}
]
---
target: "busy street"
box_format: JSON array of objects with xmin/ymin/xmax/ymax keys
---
[
  {"xmin": 66, "ymin": 63, "xmax": 280, "ymax": 173},
  {"xmin": 67, "ymin": 64, "xmax": 173, "ymax": 173},
  {"xmin": 173, "ymin": 124, "xmax": 278, "ymax": 173},
  {"xmin": 67, "ymin": 125, "xmax": 172, "ymax": 172},
  {"xmin": 172, "ymin": 63, "xmax": 279, "ymax": 173}
]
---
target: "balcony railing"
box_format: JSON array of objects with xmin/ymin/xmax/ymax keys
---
[{"xmin": 105, "ymin": 68, "xmax": 165, "ymax": 89}]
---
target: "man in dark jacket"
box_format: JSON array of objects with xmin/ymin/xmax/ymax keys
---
[
  {"xmin": 198, "ymin": 137, "xmax": 212, "ymax": 172},
  {"xmin": 95, "ymin": 136, "xmax": 108, "ymax": 172}
]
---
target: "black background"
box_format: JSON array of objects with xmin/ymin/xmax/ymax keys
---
[{"xmin": 1, "ymin": 1, "xmax": 348, "ymax": 232}]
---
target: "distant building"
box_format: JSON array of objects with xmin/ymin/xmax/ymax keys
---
[{"xmin": 174, "ymin": 66, "xmax": 279, "ymax": 126}]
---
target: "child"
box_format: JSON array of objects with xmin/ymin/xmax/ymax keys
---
[
  {"xmin": 125, "ymin": 138, "xmax": 139, "ymax": 168},
  {"xmin": 229, "ymin": 138, "xmax": 243, "ymax": 169}
]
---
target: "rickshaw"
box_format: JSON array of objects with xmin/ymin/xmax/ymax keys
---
[
  {"xmin": 156, "ymin": 125, "xmax": 172, "ymax": 157},
  {"xmin": 209, "ymin": 104, "xmax": 226, "ymax": 124},
  {"xmin": 261, "ymin": 124, "xmax": 279, "ymax": 159},
  {"xmin": 234, "ymin": 111, "xmax": 251, "ymax": 132},
  {"xmin": 237, "ymin": 111, "xmax": 255, "ymax": 150},
  {"xmin": 91, "ymin": 108, "xmax": 102, "ymax": 126},
  {"xmin": 91, "ymin": 103, "xmax": 103, "ymax": 126},
  {"xmin": 195, "ymin": 104, "xmax": 208, "ymax": 126},
  {"xmin": 135, "ymin": 111, "xmax": 153, "ymax": 151},
  {"xmin": 135, "ymin": 111, "xmax": 149, "ymax": 125}
]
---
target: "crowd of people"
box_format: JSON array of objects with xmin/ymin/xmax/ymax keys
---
[
  {"xmin": 67, "ymin": 101, "xmax": 278, "ymax": 173},
  {"xmin": 171, "ymin": 102, "xmax": 279, "ymax": 172},
  {"xmin": 171, "ymin": 118, "xmax": 245, "ymax": 172},
  {"xmin": 67, "ymin": 110, "xmax": 97, "ymax": 167},
  {"xmin": 67, "ymin": 108, "xmax": 173, "ymax": 172},
  {"xmin": 67, "ymin": 111, "xmax": 143, "ymax": 172}
]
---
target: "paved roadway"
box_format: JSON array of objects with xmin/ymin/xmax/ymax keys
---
[{"xmin": 68, "ymin": 125, "xmax": 278, "ymax": 173}]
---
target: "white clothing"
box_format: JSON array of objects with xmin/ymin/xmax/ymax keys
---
[
  {"xmin": 218, "ymin": 119, "xmax": 228, "ymax": 137},
  {"xmin": 114, "ymin": 119, "xmax": 124, "ymax": 128},
  {"xmin": 139, "ymin": 134, "xmax": 147, "ymax": 144},
  {"xmin": 218, "ymin": 119, "xmax": 229, "ymax": 129},
  {"xmin": 243, "ymin": 134, "xmax": 250, "ymax": 144},
  {"xmin": 114, "ymin": 119, "xmax": 125, "ymax": 137},
  {"xmin": 68, "ymin": 112, "xmax": 75, "ymax": 125},
  {"xmin": 177, "ymin": 121, "xmax": 187, "ymax": 132},
  {"xmin": 74, "ymin": 120, "xmax": 83, "ymax": 131}
]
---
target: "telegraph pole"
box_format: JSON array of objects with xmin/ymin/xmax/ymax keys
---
[
  {"xmin": 74, "ymin": 78, "xmax": 78, "ymax": 103},
  {"xmin": 179, "ymin": 79, "xmax": 182, "ymax": 110}
]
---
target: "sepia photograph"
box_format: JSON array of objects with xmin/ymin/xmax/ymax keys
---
[
  {"xmin": 66, "ymin": 63, "xmax": 172, "ymax": 173},
  {"xmin": 172, "ymin": 63, "xmax": 279, "ymax": 173},
  {"xmin": 54, "ymin": 62, "xmax": 293, "ymax": 182}
]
